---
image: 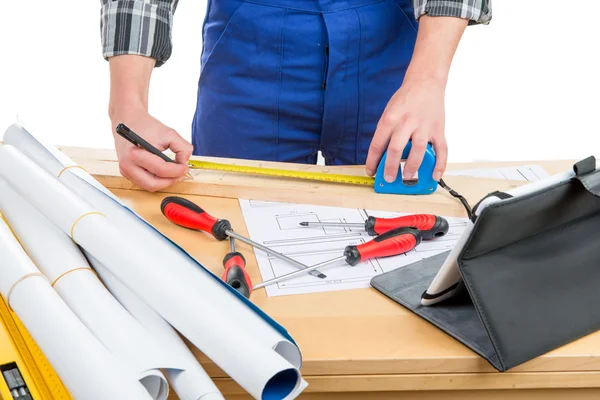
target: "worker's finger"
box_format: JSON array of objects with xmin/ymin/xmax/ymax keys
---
[
  {"xmin": 163, "ymin": 129, "xmax": 194, "ymax": 165},
  {"xmin": 365, "ymin": 112, "xmax": 395, "ymax": 176},
  {"xmin": 121, "ymin": 162, "xmax": 183, "ymax": 192},
  {"xmin": 383, "ymin": 121, "xmax": 415, "ymax": 183},
  {"xmin": 431, "ymin": 135, "xmax": 448, "ymax": 181},
  {"xmin": 129, "ymin": 146, "xmax": 189, "ymax": 178},
  {"xmin": 402, "ymin": 132, "xmax": 428, "ymax": 180}
]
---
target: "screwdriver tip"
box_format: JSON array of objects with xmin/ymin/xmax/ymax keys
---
[{"xmin": 299, "ymin": 222, "xmax": 309, "ymax": 226}]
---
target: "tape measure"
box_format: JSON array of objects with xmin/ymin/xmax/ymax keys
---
[
  {"xmin": 188, "ymin": 143, "xmax": 439, "ymax": 195},
  {"xmin": 188, "ymin": 159, "xmax": 375, "ymax": 186}
]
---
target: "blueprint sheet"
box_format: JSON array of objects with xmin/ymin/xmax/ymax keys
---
[
  {"xmin": 239, "ymin": 201, "xmax": 468, "ymax": 297},
  {"xmin": 445, "ymin": 164, "xmax": 550, "ymax": 181},
  {"xmin": 240, "ymin": 164, "xmax": 550, "ymax": 297}
]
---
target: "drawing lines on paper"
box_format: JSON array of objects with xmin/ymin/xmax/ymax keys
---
[
  {"xmin": 445, "ymin": 165, "xmax": 550, "ymax": 182},
  {"xmin": 275, "ymin": 212, "xmax": 357, "ymax": 235},
  {"xmin": 239, "ymin": 164, "xmax": 550, "ymax": 296},
  {"xmin": 239, "ymin": 200, "xmax": 469, "ymax": 296}
]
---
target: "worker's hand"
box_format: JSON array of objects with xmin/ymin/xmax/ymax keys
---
[
  {"xmin": 110, "ymin": 109, "xmax": 193, "ymax": 192},
  {"xmin": 365, "ymin": 77, "xmax": 448, "ymax": 183}
]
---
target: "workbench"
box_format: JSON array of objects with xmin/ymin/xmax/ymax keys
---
[{"xmin": 64, "ymin": 148, "xmax": 600, "ymax": 400}]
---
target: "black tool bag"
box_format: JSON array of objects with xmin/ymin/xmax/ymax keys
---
[{"xmin": 370, "ymin": 156, "xmax": 600, "ymax": 372}]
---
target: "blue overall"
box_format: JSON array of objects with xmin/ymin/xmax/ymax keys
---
[{"xmin": 191, "ymin": 0, "xmax": 418, "ymax": 165}]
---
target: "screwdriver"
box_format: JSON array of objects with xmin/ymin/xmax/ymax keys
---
[
  {"xmin": 222, "ymin": 237, "xmax": 252, "ymax": 298},
  {"xmin": 299, "ymin": 214, "xmax": 449, "ymax": 240},
  {"xmin": 253, "ymin": 226, "xmax": 421, "ymax": 290},
  {"xmin": 160, "ymin": 196, "xmax": 327, "ymax": 279}
]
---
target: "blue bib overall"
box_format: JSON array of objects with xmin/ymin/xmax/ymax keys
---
[{"xmin": 192, "ymin": 0, "xmax": 418, "ymax": 165}]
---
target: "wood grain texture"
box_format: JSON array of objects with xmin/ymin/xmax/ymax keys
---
[
  {"xmin": 203, "ymin": 370, "xmax": 600, "ymax": 396},
  {"xmin": 194, "ymin": 388, "xmax": 600, "ymax": 400},
  {"xmin": 35, "ymin": 147, "xmax": 594, "ymax": 397},
  {"xmin": 111, "ymin": 186, "xmax": 600, "ymax": 398},
  {"xmin": 54, "ymin": 146, "xmax": 573, "ymax": 216}
]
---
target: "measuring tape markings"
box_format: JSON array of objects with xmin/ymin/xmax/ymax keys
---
[{"xmin": 188, "ymin": 160, "xmax": 375, "ymax": 186}]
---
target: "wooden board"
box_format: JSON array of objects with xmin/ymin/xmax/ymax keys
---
[
  {"xmin": 53, "ymin": 146, "xmax": 571, "ymax": 217},
  {"xmin": 215, "ymin": 388, "xmax": 600, "ymax": 400},
  {"xmin": 6, "ymin": 143, "xmax": 590, "ymax": 397},
  {"xmin": 112, "ymin": 189, "xmax": 600, "ymax": 399}
]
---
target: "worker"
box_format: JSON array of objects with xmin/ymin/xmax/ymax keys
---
[{"xmin": 100, "ymin": 0, "xmax": 491, "ymax": 192}]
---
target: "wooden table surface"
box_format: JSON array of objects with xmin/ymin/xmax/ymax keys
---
[{"xmin": 70, "ymin": 150, "xmax": 600, "ymax": 400}]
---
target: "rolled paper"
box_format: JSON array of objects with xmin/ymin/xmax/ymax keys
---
[
  {"xmin": 0, "ymin": 143, "xmax": 304, "ymax": 399},
  {"xmin": 0, "ymin": 178, "xmax": 174, "ymax": 399},
  {"xmin": 4, "ymin": 122, "xmax": 303, "ymax": 370},
  {"xmin": 86, "ymin": 254, "xmax": 224, "ymax": 400},
  {"xmin": 0, "ymin": 216, "xmax": 153, "ymax": 400}
]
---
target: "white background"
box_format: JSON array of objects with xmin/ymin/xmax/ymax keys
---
[{"xmin": 1, "ymin": 0, "xmax": 599, "ymax": 163}]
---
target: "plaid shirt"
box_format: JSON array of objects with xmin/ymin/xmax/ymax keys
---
[{"xmin": 100, "ymin": 0, "xmax": 491, "ymax": 67}]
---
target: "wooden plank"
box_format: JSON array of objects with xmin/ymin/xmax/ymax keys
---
[
  {"xmin": 57, "ymin": 145, "xmax": 578, "ymax": 175},
  {"xmin": 37, "ymin": 148, "xmax": 594, "ymax": 398},
  {"xmin": 208, "ymin": 371, "xmax": 600, "ymax": 395},
  {"xmin": 114, "ymin": 190, "xmax": 600, "ymax": 381},
  {"xmin": 58, "ymin": 147, "xmax": 534, "ymax": 216},
  {"xmin": 201, "ymin": 388, "xmax": 600, "ymax": 400}
]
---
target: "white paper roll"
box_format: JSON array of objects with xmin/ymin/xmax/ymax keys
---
[
  {"xmin": 87, "ymin": 253, "xmax": 224, "ymax": 400},
  {"xmin": 0, "ymin": 179, "xmax": 172, "ymax": 399},
  {"xmin": 3, "ymin": 122, "xmax": 302, "ymax": 370},
  {"xmin": 0, "ymin": 217, "xmax": 153, "ymax": 400},
  {"xmin": 0, "ymin": 143, "xmax": 304, "ymax": 399}
]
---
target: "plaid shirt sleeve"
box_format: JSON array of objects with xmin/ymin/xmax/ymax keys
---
[
  {"xmin": 413, "ymin": 0, "xmax": 492, "ymax": 25},
  {"xmin": 100, "ymin": 0, "xmax": 490, "ymax": 69},
  {"xmin": 100, "ymin": 0, "xmax": 179, "ymax": 67}
]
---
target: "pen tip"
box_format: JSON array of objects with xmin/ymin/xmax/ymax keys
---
[
  {"xmin": 299, "ymin": 222, "xmax": 308, "ymax": 226},
  {"xmin": 317, "ymin": 273, "xmax": 327, "ymax": 279},
  {"xmin": 185, "ymin": 173, "xmax": 193, "ymax": 180}
]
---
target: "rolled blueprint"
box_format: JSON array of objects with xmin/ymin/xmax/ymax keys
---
[
  {"xmin": 0, "ymin": 179, "xmax": 172, "ymax": 400},
  {"xmin": 0, "ymin": 216, "xmax": 153, "ymax": 400},
  {"xmin": 86, "ymin": 254, "xmax": 224, "ymax": 400},
  {"xmin": 3, "ymin": 122, "xmax": 308, "ymax": 398},
  {"xmin": 4, "ymin": 121, "xmax": 302, "ymax": 370},
  {"xmin": 0, "ymin": 143, "xmax": 305, "ymax": 399}
]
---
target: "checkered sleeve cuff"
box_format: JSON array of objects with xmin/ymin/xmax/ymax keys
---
[
  {"xmin": 100, "ymin": 0, "xmax": 177, "ymax": 67},
  {"xmin": 413, "ymin": 0, "xmax": 492, "ymax": 25}
]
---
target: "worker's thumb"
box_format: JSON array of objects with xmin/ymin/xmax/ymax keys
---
[{"xmin": 165, "ymin": 129, "xmax": 194, "ymax": 165}]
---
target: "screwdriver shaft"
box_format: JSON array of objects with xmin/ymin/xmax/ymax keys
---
[
  {"xmin": 253, "ymin": 256, "xmax": 345, "ymax": 290},
  {"xmin": 300, "ymin": 222, "xmax": 364, "ymax": 228},
  {"xmin": 225, "ymin": 230, "xmax": 327, "ymax": 279}
]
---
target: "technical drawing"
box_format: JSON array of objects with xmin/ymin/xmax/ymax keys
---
[{"xmin": 239, "ymin": 199, "xmax": 468, "ymax": 297}]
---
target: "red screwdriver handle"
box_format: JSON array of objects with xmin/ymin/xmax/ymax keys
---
[
  {"xmin": 222, "ymin": 252, "xmax": 252, "ymax": 298},
  {"xmin": 160, "ymin": 196, "xmax": 231, "ymax": 240},
  {"xmin": 365, "ymin": 215, "xmax": 449, "ymax": 240},
  {"xmin": 344, "ymin": 227, "xmax": 421, "ymax": 266}
]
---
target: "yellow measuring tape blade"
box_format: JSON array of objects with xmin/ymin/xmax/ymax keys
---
[{"xmin": 188, "ymin": 160, "xmax": 375, "ymax": 186}]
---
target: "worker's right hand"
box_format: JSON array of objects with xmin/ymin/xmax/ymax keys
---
[{"xmin": 110, "ymin": 109, "xmax": 193, "ymax": 192}]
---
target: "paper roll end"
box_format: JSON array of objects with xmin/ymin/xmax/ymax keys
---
[{"xmin": 262, "ymin": 369, "xmax": 299, "ymax": 400}]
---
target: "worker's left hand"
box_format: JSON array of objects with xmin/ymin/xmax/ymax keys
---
[{"xmin": 365, "ymin": 77, "xmax": 447, "ymax": 182}]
